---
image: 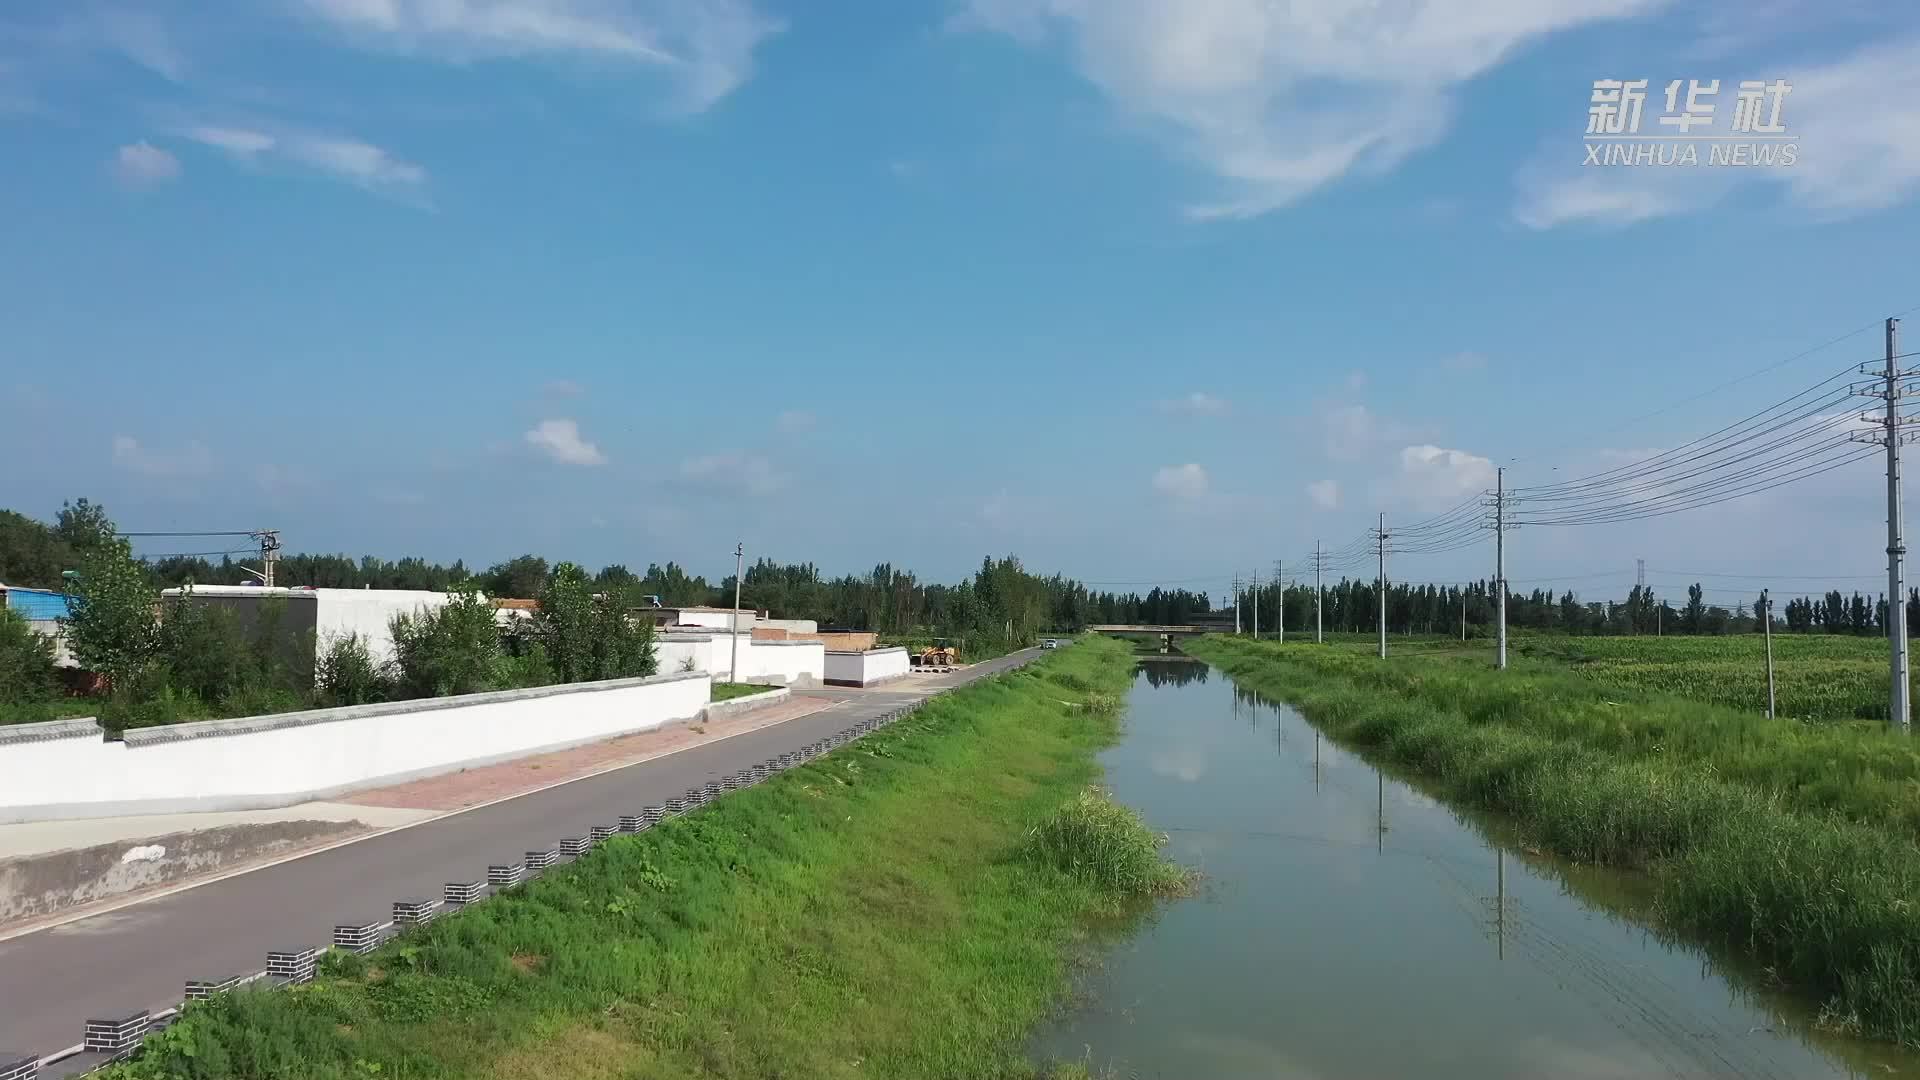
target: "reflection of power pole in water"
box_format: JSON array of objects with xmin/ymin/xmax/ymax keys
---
[
  {"xmin": 1314, "ymin": 732, "xmax": 1321, "ymax": 792},
  {"xmin": 1480, "ymin": 848, "xmax": 1512, "ymax": 962},
  {"xmin": 1377, "ymin": 773, "xmax": 1386, "ymax": 852}
]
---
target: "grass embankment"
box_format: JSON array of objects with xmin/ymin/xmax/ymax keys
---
[
  {"xmin": 1186, "ymin": 634, "xmax": 1920, "ymax": 1047},
  {"xmin": 708, "ymin": 682, "xmax": 776, "ymax": 702},
  {"xmin": 110, "ymin": 636, "xmax": 1183, "ymax": 1080}
]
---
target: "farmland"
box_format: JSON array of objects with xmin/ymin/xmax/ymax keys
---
[{"xmin": 1512, "ymin": 632, "xmax": 1902, "ymax": 723}]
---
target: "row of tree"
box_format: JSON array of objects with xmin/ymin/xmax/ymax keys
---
[{"xmin": 1231, "ymin": 578, "xmax": 1920, "ymax": 637}]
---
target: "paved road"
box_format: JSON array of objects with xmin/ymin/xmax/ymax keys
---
[{"xmin": 0, "ymin": 650, "xmax": 1039, "ymax": 1063}]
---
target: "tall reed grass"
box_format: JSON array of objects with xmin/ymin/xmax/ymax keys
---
[{"xmin": 1189, "ymin": 635, "xmax": 1920, "ymax": 1046}]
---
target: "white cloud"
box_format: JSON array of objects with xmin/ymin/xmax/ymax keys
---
[
  {"xmin": 1397, "ymin": 444, "xmax": 1495, "ymax": 509},
  {"xmin": 92, "ymin": 8, "xmax": 187, "ymax": 81},
  {"xmin": 284, "ymin": 135, "xmax": 426, "ymax": 188},
  {"xmin": 1515, "ymin": 35, "xmax": 1920, "ymax": 228},
  {"xmin": 297, "ymin": 0, "xmax": 783, "ymax": 111},
  {"xmin": 114, "ymin": 141, "xmax": 181, "ymax": 187},
  {"xmin": 524, "ymin": 418, "xmax": 607, "ymax": 465},
  {"xmin": 679, "ymin": 450, "xmax": 781, "ymax": 495},
  {"xmin": 1324, "ymin": 403, "xmax": 1415, "ymax": 462},
  {"xmin": 1307, "ymin": 478, "xmax": 1340, "ymax": 509},
  {"xmin": 774, "ymin": 409, "xmax": 817, "ymax": 434},
  {"xmin": 960, "ymin": 0, "xmax": 1661, "ymax": 218},
  {"xmin": 1152, "ymin": 462, "xmax": 1209, "ymax": 499},
  {"xmin": 182, "ymin": 125, "xmax": 426, "ymax": 193},
  {"xmin": 1342, "ymin": 371, "xmax": 1368, "ymax": 393},
  {"xmin": 187, "ymin": 126, "xmax": 276, "ymax": 156},
  {"xmin": 111, "ymin": 435, "xmax": 212, "ymax": 477},
  {"xmin": 1158, "ymin": 391, "xmax": 1228, "ymax": 416}
]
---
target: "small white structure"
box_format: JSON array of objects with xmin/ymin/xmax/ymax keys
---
[
  {"xmin": 652, "ymin": 632, "xmax": 823, "ymax": 687},
  {"xmin": 671, "ymin": 606, "xmax": 759, "ymax": 631},
  {"xmin": 824, "ymin": 647, "xmax": 911, "ymax": 688},
  {"xmin": 159, "ymin": 585, "xmax": 453, "ymax": 668}
]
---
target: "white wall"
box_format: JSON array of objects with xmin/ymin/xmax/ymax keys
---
[
  {"xmin": 759, "ymin": 617, "xmax": 818, "ymax": 634},
  {"xmin": 743, "ymin": 640, "xmax": 824, "ymax": 686},
  {"xmin": 676, "ymin": 609, "xmax": 754, "ymax": 630},
  {"xmin": 0, "ymin": 672, "xmax": 710, "ymax": 823},
  {"xmin": 655, "ymin": 634, "xmax": 822, "ymax": 686},
  {"xmin": 824, "ymin": 647, "xmax": 911, "ymax": 687},
  {"xmin": 315, "ymin": 589, "xmax": 452, "ymax": 666}
]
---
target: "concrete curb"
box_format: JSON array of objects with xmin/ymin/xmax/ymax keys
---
[{"xmin": 699, "ymin": 688, "xmax": 791, "ymax": 724}]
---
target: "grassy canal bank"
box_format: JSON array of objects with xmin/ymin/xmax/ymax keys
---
[
  {"xmin": 1186, "ymin": 634, "xmax": 1920, "ymax": 1047},
  {"xmin": 109, "ymin": 637, "xmax": 1183, "ymax": 1080}
]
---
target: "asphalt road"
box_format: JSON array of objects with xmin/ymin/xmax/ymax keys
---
[{"xmin": 0, "ymin": 650, "xmax": 1039, "ymax": 1063}]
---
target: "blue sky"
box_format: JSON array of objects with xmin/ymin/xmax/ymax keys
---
[{"xmin": 4, "ymin": 0, "xmax": 1919, "ymax": 605}]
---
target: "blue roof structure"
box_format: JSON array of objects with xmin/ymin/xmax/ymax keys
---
[{"xmin": 3, "ymin": 586, "xmax": 74, "ymax": 621}]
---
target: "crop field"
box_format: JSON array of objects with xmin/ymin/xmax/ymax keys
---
[{"xmin": 1511, "ymin": 632, "xmax": 1900, "ymax": 723}]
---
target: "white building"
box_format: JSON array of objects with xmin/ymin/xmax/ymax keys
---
[{"xmin": 159, "ymin": 585, "xmax": 453, "ymax": 669}]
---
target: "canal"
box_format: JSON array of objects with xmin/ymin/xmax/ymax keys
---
[{"xmin": 1031, "ymin": 654, "xmax": 1915, "ymax": 1079}]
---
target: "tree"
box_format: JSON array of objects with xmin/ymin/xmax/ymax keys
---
[
  {"xmin": 54, "ymin": 498, "xmax": 116, "ymax": 554},
  {"xmin": 1684, "ymin": 583, "xmax": 1706, "ymax": 633},
  {"xmin": 0, "ymin": 607, "xmax": 57, "ymax": 704},
  {"xmin": 534, "ymin": 562, "xmax": 597, "ymax": 683},
  {"xmin": 388, "ymin": 584, "xmax": 502, "ymax": 697},
  {"xmin": 62, "ymin": 538, "xmax": 158, "ymax": 688}
]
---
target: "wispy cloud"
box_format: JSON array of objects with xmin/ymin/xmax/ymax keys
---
[
  {"xmin": 295, "ymin": 0, "xmax": 783, "ymax": 111},
  {"xmin": 114, "ymin": 140, "xmax": 181, "ymax": 187},
  {"xmin": 774, "ymin": 409, "xmax": 817, "ymax": 434},
  {"xmin": 959, "ymin": 0, "xmax": 1661, "ymax": 219},
  {"xmin": 542, "ymin": 378, "xmax": 584, "ymax": 397},
  {"xmin": 180, "ymin": 124, "xmax": 427, "ymax": 195},
  {"xmin": 1158, "ymin": 391, "xmax": 1229, "ymax": 417},
  {"xmin": 111, "ymin": 434, "xmax": 213, "ymax": 477},
  {"xmin": 1441, "ymin": 351, "xmax": 1487, "ymax": 374},
  {"xmin": 679, "ymin": 450, "xmax": 782, "ymax": 495},
  {"xmin": 1152, "ymin": 463, "xmax": 1209, "ymax": 500},
  {"xmin": 1307, "ymin": 479, "xmax": 1340, "ymax": 509},
  {"xmin": 524, "ymin": 418, "xmax": 607, "ymax": 465}
]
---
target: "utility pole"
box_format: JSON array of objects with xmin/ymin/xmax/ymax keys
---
[
  {"xmin": 256, "ymin": 530, "xmax": 281, "ymax": 588},
  {"xmin": 1314, "ymin": 542, "xmax": 1324, "ymax": 644},
  {"xmin": 1762, "ymin": 589, "xmax": 1776, "ymax": 720},
  {"xmin": 1375, "ymin": 513, "xmax": 1389, "ymax": 660},
  {"xmin": 1251, "ymin": 569, "xmax": 1260, "ymax": 641},
  {"xmin": 1493, "ymin": 468, "xmax": 1508, "ymax": 670},
  {"xmin": 1854, "ymin": 317, "xmax": 1913, "ymax": 732},
  {"xmin": 1274, "ymin": 560, "xmax": 1285, "ymax": 644},
  {"xmin": 1232, "ymin": 574, "xmax": 1241, "ymax": 635},
  {"xmin": 730, "ymin": 541, "xmax": 744, "ymax": 685},
  {"xmin": 1636, "ymin": 558, "xmax": 1647, "ymax": 634},
  {"xmin": 1461, "ymin": 594, "xmax": 1467, "ymax": 643}
]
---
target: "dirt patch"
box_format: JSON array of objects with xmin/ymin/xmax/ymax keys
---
[
  {"xmin": 510, "ymin": 953, "xmax": 545, "ymax": 974},
  {"xmin": 487, "ymin": 1024, "xmax": 639, "ymax": 1080},
  {"xmin": 0, "ymin": 818, "xmax": 364, "ymax": 927}
]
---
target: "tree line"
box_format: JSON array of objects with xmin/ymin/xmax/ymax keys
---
[{"xmin": 1233, "ymin": 577, "xmax": 1920, "ymax": 637}]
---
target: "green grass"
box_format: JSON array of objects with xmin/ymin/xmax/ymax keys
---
[
  {"xmin": 107, "ymin": 636, "xmax": 1184, "ymax": 1080},
  {"xmin": 708, "ymin": 682, "xmax": 777, "ymax": 702},
  {"xmin": 1186, "ymin": 634, "xmax": 1920, "ymax": 1047}
]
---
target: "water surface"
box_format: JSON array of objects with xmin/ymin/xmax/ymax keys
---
[{"xmin": 1032, "ymin": 656, "xmax": 1915, "ymax": 1079}]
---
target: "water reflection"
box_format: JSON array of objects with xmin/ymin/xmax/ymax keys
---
[
  {"xmin": 1031, "ymin": 663, "xmax": 1912, "ymax": 1080},
  {"xmin": 1136, "ymin": 658, "xmax": 1210, "ymax": 689}
]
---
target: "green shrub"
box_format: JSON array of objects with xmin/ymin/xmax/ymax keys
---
[
  {"xmin": 154, "ymin": 592, "xmax": 250, "ymax": 704},
  {"xmin": 314, "ymin": 633, "xmax": 390, "ymax": 707},
  {"xmin": 1020, "ymin": 785, "xmax": 1187, "ymax": 899},
  {"xmin": 389, "ymin": 585, "xmax": 502, "ymax": 697},
  {"xmin": 0, "ymin": 607, "xmax": 57, "ymax": 705}
]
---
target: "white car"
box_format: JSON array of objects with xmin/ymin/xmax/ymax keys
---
[{"xmin": 1042, "ymin": 638, "xmax": 1059, "ymax": 649}]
